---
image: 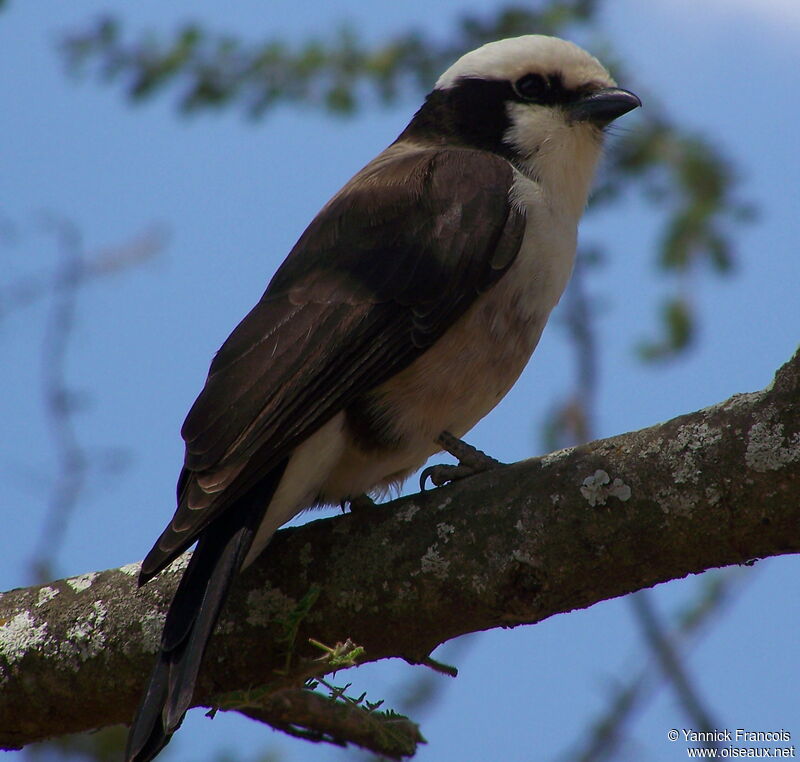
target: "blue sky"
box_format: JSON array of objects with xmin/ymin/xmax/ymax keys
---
[{"xmin": 1, "ymin": 2, "xmax": 798, "ymax": 761}]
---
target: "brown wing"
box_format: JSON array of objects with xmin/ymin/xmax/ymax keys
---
[{"xmin": 141, "ymin": 145, "xmax": 525, "ymax": 578}]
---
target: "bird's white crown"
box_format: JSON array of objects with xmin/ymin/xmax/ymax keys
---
[{"xmin": 435, "ymin": 35, "xmax": 615, "ymax": 91}]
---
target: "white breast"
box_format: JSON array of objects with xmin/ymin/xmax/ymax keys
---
[{"xmin": 507, "ymin": 170, "xmax": 579, "ymax": 310}]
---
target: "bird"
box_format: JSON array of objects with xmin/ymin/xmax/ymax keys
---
[{"xmin": 125, "ymin": 34, "xmax": 640, "ymax": 761}]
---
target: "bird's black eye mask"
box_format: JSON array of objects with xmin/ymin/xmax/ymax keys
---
[{"xmin": 513, "ymin": 71, "xmax": 587, "ymax": 106}]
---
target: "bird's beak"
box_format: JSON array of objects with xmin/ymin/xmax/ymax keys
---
[{"xmin": 569, "ymin": 87, "xmax": 641, "ymax": 126}]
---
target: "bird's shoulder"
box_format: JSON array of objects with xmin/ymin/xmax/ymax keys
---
[{"xmin": 264, "ymin": 142, "xmax": 522, "ymax": 299}]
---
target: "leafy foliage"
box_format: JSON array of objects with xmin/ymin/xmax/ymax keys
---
[
  {"xmin": 61, "ymin": 5, "xmax": 600, "ymax": 117},
  {"xmin": 605, "ymin": 119, "xmax": 755, "ymax": 359}
]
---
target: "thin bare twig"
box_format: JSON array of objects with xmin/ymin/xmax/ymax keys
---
[
  {"xmin": 631, "ymin": 590, "xmax": 720, "ymax": 746},
  {"xmin": 30, "ymin": 215, "xmax": 87, "ymax": 582},
  {"xmin": 14, "ymin": 216, "xmax": 166, "ymax": 581},
  {"xmin": 568, "ymin": 569, "xmax": 750, "ymax": 761}
]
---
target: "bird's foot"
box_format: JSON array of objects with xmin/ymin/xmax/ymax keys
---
[
  {"xmin": 419, "ymin": 431, "xmax": 504, "ymax": 490},
  {"xmin": 343, "ymin": 493, "xmax": 377, "ymax": 514}
]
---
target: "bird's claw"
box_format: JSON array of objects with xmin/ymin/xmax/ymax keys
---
[
  {"xmin": 419, "ymin": 463, "xmax": 476, "ymax": 491},
  {"xmin": 419, "ymin": 431, "xmax": 504, "ymax": 491}
]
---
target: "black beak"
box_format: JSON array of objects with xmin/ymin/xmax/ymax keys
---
[{"xmin": 569, "ymin": 87, "xmax": 641, "ymax": 126}]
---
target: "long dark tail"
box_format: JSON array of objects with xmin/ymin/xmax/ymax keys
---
[{"xmin": 125, "ymin": 473, "xmax": 283, "ymax": 762}]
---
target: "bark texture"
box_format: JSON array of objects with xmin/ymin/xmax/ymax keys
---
[{"xmin": 1, "ymin": 349, "xmax": 798, "ymax": 751}]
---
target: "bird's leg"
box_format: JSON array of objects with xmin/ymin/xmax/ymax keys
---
[{"xmin": 419, "ymin": 431, "xmax": 504, "ymax": 490}]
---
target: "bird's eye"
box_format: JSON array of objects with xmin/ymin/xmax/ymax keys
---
[{"xmin": 514, "ymin": 73, "xmax": 550, "ymax": 101}]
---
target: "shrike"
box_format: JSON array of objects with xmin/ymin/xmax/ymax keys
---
[{"xmin": 126, "ymin": 34, "xmax": 640, "ymax": 761}]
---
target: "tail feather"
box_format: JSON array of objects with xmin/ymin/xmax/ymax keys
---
[
  {"xmin": 126, "ymin": 468, "xmax": 285, "ymax": 762},
  {"xmin": 163, "ymin": 520, "xmax": 250, "ymax": 729},
  {"xmin": 126, "ymin": 654, "xmax": 172, "ymax": 762}
]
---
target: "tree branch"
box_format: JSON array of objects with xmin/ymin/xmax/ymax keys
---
[{"xmin": 1, "ymin": 348, "xmax": 798, "ymax": 753}]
